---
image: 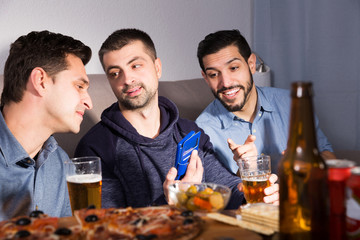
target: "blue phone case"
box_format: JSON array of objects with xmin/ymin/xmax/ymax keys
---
[{"xmin": 175, "ymin": 131, "xmax": 201, "ymax": 180}]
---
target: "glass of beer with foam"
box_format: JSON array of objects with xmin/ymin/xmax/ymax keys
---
[
  {"xmin": 65, "ymin": 156, "xmax": 102, "ymax": 214},
  {"xmin": 236, "ymin": 155, "xmax": 271, "ymax": 204}
]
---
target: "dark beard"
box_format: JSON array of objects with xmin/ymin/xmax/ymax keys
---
[
  {"xmin": 213, "ymin": 73, "xmax": 254, "ymax": 112},
  {"xmin": 118, "ymin": 84, "xmax": 158, "ymax": 110}
]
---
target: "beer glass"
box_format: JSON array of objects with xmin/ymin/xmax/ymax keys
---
[
  {"xmin": 237, "ymin": 155, "xmax": 271, "ymax": 204},
  {"xmin": 65, "ymin": 156, "xmax": 102, "ymax": 214}
]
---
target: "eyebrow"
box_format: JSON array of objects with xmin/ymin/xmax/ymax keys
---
[
  {"xmin": 78, "ymin": 78, "xmax": 90, "ymax": 87},
  {"xmin": 106, "ymin": 65, "xmax": 120, "ymax": 74},
  {"xmin": 127, "ymin": 56, "xmax": 144, "ymax": 65},
  {"xmin": 106, "ymin": 56, "xmax": 146, "ymax": 74},
  {"xmin": 204, "ymin": 57, "xmax": 242, "ymax": 72}
]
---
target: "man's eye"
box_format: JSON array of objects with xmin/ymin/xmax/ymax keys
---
[
  {"xmin": 208, "ymin": 73, "xmax": 218, "ymax": 78},
  {"xmin": 77, "ymin": 85, "xmax": 84, "ymax": 89},
  {"xmin": 133, "ymin": 64, "xmax": 141, "ymax": 69},
  {"xmin": 230, "ymin": 66, "xmax": 239, "ymax": 71},
  {"xmin": 108, "ymin": 72, "xmax": 120, "ymax": 78}
]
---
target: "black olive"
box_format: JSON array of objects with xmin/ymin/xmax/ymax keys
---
[
  {"xmin": 132, "ymin": 218, "xmax": 141, "ymax": 225},
  {"xmin": 181, "ymin": 210, "xmax": 194, "ymax": 217},
  {"xmin": 87, "ymin": 204, "xmax": 96, "ymax": 209},
  {"xmin": 183, "ymin": 218, "xmax": 194, "ymax": 225},
  {"xmin": 85, "ymin": 214, "xmax": 99, "ymax": 222},
  {"xmin": 55, "ymin": 227, "xmax": 72, "ymax": 236},
  {"xmin": 29, "ymin": 210, "xmax": 44, "ymax": 218},
  {"xmin": 135, "ymin": 234, "xmax": 158, "ymax": 240},
  {"xmin": 15, "ymin": 217, "xmax": 31, "ymax": 226},
  {"xmin": 14, "ymin": 230, "xmax": 31, "ymax": 238},
  {"xmin": 132, "ymin": 218, "xmax": 147, "ymax": 225}
]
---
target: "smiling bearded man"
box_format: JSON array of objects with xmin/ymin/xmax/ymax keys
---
[{"xmin": 195, "ymin": 29, "xmax": 336, "ymax": 174}]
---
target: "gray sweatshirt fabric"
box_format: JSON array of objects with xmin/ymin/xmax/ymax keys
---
[{"xmin": 75, "ymin": 96, "xmax": 245, "ymax": 209}]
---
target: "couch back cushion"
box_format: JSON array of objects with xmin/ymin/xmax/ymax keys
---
[
  {"xmin": 2, "ymin": 74, "xmax": 360, "ymax": 163},
  {"xmin": 0, "ymin": 74, "xmax": 213, "ymax": 156}
]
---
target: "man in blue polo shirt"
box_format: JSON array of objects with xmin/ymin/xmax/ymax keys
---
[
  {"xmin": 0, "ymin": 31, "xmax": 93, "ymax": 220},
  {"xmin": 195, "ymin": 30, "xmax": 335, "ymax": 174}
]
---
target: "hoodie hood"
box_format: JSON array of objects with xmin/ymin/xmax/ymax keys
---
[
  {"xmin": 95, "ymin": 96, "xmax": 185, "ymax": 207},
  {"xmin": 100, "ymin": 96, "xmax": 180, "ymax": 145}
]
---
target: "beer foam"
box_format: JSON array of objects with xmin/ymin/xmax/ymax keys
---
[
  {"xmin": 66, "ymin": 174, "xmax": 102, "ymax": 183},
  {"xmin": 242, "ymin": 176, "xmax": 269, "ymax": 181}
]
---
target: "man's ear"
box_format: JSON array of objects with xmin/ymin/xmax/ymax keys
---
[
  {"xmin": 247, "ymin": 53, "xmax": 257, "ymax": 74},
  {"xmin": 201, "ymin": 71, "xmax": 210, "ymax": 85},
  {"xmin": 28, "ymin": 67, "xmax": 48, "ymax": 96},
  {"xmin": 154, "ymin": 58, "xmax": 162, "ymax": 79}
]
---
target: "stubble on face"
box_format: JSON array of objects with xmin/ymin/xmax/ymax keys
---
[
  {"xmin": 213, "ymin": 69, "xmax": 254, "ymax": 112},
  {"xmin": 117, "ymin": 81, "xmax": 158, "ymax": 110},
  {"xmin": 104, "ymin": 41, "xmax": 161, "ymax": 112}
]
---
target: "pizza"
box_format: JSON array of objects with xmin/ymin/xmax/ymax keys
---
[
  {"xmin": 0, "ymin": 210, "xmax": 81, "ymax": 239},
  {"xmin": 0, "ymin": 210, "xmax": 82, "ymax": 239},
  {"xmin": 74, "ymin": 206, "xmax": 203, "ymax": 240},
  {"xmin": 0, "ymin": 206, "xmax": 203, "ymax": 240}
]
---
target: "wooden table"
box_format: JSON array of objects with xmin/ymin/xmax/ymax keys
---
[{"xmin": 195, "ymin": 217, "xmax": 263, "ymax": 240}]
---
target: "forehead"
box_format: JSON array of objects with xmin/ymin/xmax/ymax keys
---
[
  {"xmin": 66, "ymin": 54, "xmax": 85, "ymax": 68},
  {"xmin": 202, "ymin": 45, "xmax": 245, "ymax": 68},
  {"xmin": 56, "ymin": 54, "xmax": 89, "ymax": 82},
  {"xmin": 103, "ymin": 40, "xmax": 149, "ymax": 66}
]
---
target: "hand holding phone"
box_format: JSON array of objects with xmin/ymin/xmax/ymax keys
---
[{"xmin": 175, "ymin": 131, "xmax": 201, "ymax": 180}]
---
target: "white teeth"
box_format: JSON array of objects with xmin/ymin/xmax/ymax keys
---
[
  {"xmin": 129, "ymin": 87, "xmax": 140, "ymax": 93},
  {"xmin": 224, "ymin": 88, "xmax": 239, "ymax": 96}
]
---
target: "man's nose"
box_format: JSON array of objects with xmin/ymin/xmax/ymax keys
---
[
  {"xmin": 219, "ymin": 72, "xmax": 232, "ymax": 88},
  {"xmin": 123, "ymin": 71, "xmax": 135, "ymax": 85},
  {"xmin": 82, "ymin": 91, "xmax": 93, "ymax": 110}
]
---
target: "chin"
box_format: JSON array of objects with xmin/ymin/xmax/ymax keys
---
[
  {"xmin": 68, "ymin": 125, "xmax": 81, "ymax": 134},
  {"xmin": 72, "ymin": 129, "xmax": 80, "ymax": 134}
]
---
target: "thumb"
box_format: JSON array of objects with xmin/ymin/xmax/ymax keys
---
[
  {"xmin": 237, "ymin": 182, "xmax": 244, "ymax": 192},
  {"xmin": 227, "ymin": 138, "xmax": 237, "ymax": 151},
  {"xmin": 244, "ymin": 134, "xmax": 256, "ymax": 144},
  {"xmin": 167, "ymin": 167, "xmax": 178, "ymax": 181}
]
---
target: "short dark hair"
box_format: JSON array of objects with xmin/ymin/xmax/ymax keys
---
[
  {"xmin": 1, "ymin": 30, "xmax": 91, "ymax": 107},
  {"xmin": 98, "ymin": 28, "xmax": 157, "ymax": 70},
  {"xmin": 197, "ymin": 29, "xmax": 252, "ymax": 72}
]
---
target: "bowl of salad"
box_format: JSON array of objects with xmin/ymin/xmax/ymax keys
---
[{"xmin": 168, "ymin": 182, "xmax": 231, "ymax": 212}]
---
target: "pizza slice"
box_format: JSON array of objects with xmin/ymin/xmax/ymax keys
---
[
  {"xmin": 134, "ymin": 207, "xmax": 204, "ymax": 240},
  {"xmin": 74, "ymin": 206, "xmax": 204, "ymax": 240},
  {"xmin": 0, "ymin": 210, "xmax": 86, "ymax": 240},
  {"xmin": 0, "ymin": 210, "xmax": 58, "ymax": 239}
]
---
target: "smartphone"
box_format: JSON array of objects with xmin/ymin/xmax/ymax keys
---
[{"xmin": 175, "ymin": 131, "xmax": 201, "ymax": 180}]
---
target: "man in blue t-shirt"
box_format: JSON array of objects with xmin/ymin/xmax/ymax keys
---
[{"xmin": 196, "ymin": 30, "xmax": 335, "ymax": 174}]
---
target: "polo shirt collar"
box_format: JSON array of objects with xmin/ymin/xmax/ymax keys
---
[
  {"xmin": 0, "ymin": 112, "xmax": 29, "ymax": 165},
  {"xmin": 0, "ymin": 111, "xmax": 58, "ymax": 166},
  {"xmin": 215, "ymin": 86, "xmax": 274, "ymax": 129},
  {"xmin": 256, "ymin": 86, "xmax": 274, "ymax": 113}
]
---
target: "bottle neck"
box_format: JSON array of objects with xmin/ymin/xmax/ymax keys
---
[{"xmin": 286, "ymin": 82, "xmax": 319, "ymax": 159}]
